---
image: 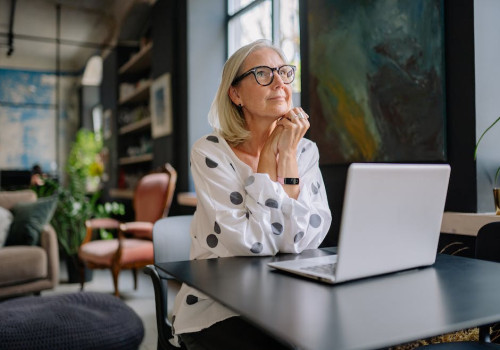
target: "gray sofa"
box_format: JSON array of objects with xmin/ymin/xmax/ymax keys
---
[{"xmin": 0, "ymin": 190, "xmax": 59, "ymax": 299}]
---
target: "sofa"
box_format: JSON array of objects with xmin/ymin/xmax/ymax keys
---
[{"xmin": 0, "ymin": 190, "xmax": 59, "ymax": 299}]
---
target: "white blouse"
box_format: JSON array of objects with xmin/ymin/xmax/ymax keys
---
[{"xmin": 171, "ymin": 132, "xmax": 332, "ymax": 338}]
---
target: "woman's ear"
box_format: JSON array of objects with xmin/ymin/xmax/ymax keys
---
[{"xmin": 228, "ymin": 86, "xmax": 242, "ymax": 106}]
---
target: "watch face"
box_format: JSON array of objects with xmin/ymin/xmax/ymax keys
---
[{"xmin": 284, "ymin": 178, "xmax": 299, "ymax": 185}]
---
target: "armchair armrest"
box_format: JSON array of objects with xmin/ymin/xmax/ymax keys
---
[
  {"xmin": 83, "ymin": 218, "xmax": 121, "ymax": 244},
  {"xmin": 40, "ymin": 224, "xmax": 59, "ymax": 288},
  {"xmin": 120, "ymin": 222, "xmax": 154, "ymax": 240}
]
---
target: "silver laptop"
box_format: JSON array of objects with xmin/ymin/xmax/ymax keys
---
[{"xmin": 268, "ymin": 163, "xmax": 451, "ymax": 284}]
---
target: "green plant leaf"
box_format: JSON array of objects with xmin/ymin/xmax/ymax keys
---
[
  {"xmin": 495, "ymin": 166, "xmax": 500, "ymax": 188},
  {"xmin": 474, "ymin": 115, "xmax": 500, "ymax": 160}
]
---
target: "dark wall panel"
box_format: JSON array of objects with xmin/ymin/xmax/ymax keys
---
[
  {"xmin": 151, "ymin": 0, "xmax": 189, "ymax": 215},
  {"xmin": 443, "ymin": 0, "xmax": 477, "ymax": 212}
]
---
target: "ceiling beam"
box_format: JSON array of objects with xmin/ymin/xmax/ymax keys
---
[
  {"xmin": 0, "ymin": 32, "xmax": 126, "ymax": 49},
  {"xmin": 7, "ymin": 0, "xmax": 16, "ymax": 56}
]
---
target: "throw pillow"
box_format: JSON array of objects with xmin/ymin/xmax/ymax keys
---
[
  {"xmin": 0, "ymin": 206, "xmax": 14, "ymax": 247},
  {"xmin": 5, "ymin": 196, "xmax": 58, "ymax": 246}
]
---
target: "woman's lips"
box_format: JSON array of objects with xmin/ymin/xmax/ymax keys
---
[{"xmin": 268, "ymin": 95, "xmax": 286, "ymax": 101}]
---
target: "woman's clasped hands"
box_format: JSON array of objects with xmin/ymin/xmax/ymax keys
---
[{"xmin": 267, "ymin": 107, "xmax": 310, "ymax": 158}]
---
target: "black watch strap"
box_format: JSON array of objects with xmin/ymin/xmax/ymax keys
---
[{"xmin": 278, "ymin": 177, "xmax": 300, "ymax": 185}]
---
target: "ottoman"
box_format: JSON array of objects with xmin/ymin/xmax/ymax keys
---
[{"xmin": 0, "ymin": 292, "xmax": 144, "ymax": 350}]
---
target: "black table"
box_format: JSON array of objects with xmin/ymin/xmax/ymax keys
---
[{"xmin": 156, "ymin": 249, "xmax": 500, "ymax": 350}]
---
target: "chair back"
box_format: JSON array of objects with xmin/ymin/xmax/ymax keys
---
[
  {"xmin": 153, "ymin": 215, "xmax": 192, "ymax": 279},
  {"xmin": 146, "ymin": 215, "xmax": 192, "ymax": 343},
  {"xmin": 133, "ymin": 163, "xmax": 177, "ymax": 223},
  {"xmin": 475, "ymin": 222, "xmax": 500, "ymax": 263}
]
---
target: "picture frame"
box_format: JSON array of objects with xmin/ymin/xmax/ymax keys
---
[
  {"xmin": 150, "ymin": 73, "xmax": 173, "ymax": 138},
  {"xmin": 103, "ymin": 108, "xmax": 112, "ymax": 140}
]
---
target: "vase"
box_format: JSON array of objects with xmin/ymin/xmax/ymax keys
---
[
  {"xmin": 494, "ymin": 188, "xmax": 500, "ymax": 215},
  {"xmin": 65, "ymin": 255, "xmax": 93, "ymax": 283}
]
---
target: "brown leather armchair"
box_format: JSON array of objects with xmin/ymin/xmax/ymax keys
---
[{"xmin": 78, "ymin": 163, "xmax": 177, "ymax": 296}]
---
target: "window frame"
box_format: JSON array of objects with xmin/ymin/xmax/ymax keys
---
[
  {"xmin": 226, "ymin": 0, "xmax": 282, "ymax": 58},
  {"xmin": 226, "ymin": 0, "xmax": 301, "ymax": 97}
]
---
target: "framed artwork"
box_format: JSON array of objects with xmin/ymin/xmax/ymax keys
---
[
  {"xmin": 150, "ymin": 73, "xmax": 173, "ymax": 138},
  {"xmin": 304, "ymin": 0, "xmax": 446, "ymax": 164},
  {"xmin": 103, "ymin": 108, "xmax": 112, "ymax": 140}
]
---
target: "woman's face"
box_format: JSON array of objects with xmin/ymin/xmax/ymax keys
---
[{"xmin": 231, "ymin": 47, "xmax": 293, "ymax": 121}]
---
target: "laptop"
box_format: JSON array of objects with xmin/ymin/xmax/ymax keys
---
[{"xmin": 268, "ymin": 163, "xmax": 451, "ymax": 284}]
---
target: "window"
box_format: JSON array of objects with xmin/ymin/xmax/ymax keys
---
[{"xmin": 227, "ymin": 0, "xmax": 301, "ymax": 93}]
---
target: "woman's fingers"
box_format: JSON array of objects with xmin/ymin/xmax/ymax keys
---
[
  {"xmin": 279, "ymin": 108, "xmax": 310, "ymax": 135},
  {"xmin": 264, "ymin": 123, "xmax": 283, "ymax": 156},
  {"xmin": 285, "ymin": 107, "xmax": 309, "ymax": 121},
  {"xmin": 276, "ymin": 108, "xmax": 310, "ymax": 154}
]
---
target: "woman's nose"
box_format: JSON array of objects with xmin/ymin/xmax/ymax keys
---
[{"xmin": 272, "ymin": 71, "xmax": 285, "ymax": 87}]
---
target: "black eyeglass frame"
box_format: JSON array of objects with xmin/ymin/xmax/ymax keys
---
[{"xmin": 232, "ymin": 65, "xmax": 296, "ymax": 86}]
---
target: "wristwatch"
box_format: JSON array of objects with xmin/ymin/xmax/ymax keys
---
[{"xmin": 277, "ymin": 176, "xmax": 300, "ymax": 185}]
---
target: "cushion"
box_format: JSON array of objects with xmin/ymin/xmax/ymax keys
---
[
  {"xmin": 0, "ymin": 292, "xmax": 144, "ymax": 350},
  {"xmin": 0, "ymin": 246, "xmax": 47, "ymax": 287},
  {"xmin": 0, "ymin": 206, "xmax": 13, "ymax": 247},
  {"xmin": 0, "ymin": 190, "xmax": 37, "ymax": 210},
  {"xmin": 79, "ymin": 238, "xmax": 153, "ymax": 266},
  {"xmin": 4, "ymin": 196, "xmax": 57, "ymax": 246}
]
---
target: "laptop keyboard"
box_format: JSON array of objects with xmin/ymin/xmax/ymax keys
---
[{"xmin": 301, "ymin": 262, "xmax": 337, "ymax": 276}]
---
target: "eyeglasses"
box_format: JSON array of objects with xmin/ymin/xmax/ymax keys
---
[{"xmin": 232, "ymin": 65, "xmax": 296, "ymax": 86}]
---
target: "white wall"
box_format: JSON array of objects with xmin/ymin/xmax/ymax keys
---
[
  {"xmin": 187, "ymin": 0, "xmax": 226, "ymax": 191},
  {"xmin": 474, "ymin": 0, "xmax": 500, "ymax": 212}
]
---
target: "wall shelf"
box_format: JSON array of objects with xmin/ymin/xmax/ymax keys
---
[
  {"xmin": 102, "ymin": 0, "xmax": 184, "ymax": 209},
  {"xmin": 441, "ymin": 212, "xmax": 500, "ymax": 236},
  {"xmin": 114, "ymin": 40, "xmax": 154, "ymax": 198},
  {"xmin": 119, "ymin": 153, "xmax": 153, "ymax": 165},
  {"xmin": 119, "ymin": 42, "xmax": 153, "ymax": 77},
  {"xmin": 119, "ymin": 80, "xmax": 152, "ymax": 106},
  {"xmin": 119, "ymin": 117, "xmax": 152, "ymax": 135}
]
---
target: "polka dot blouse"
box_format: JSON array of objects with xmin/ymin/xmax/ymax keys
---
[{"xmin": 171, "ymin": 132, "xmax": 332, "ymax": 339}]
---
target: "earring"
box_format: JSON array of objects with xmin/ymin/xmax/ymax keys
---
[{"xmin": 238, "ymin": 104, "xmax": 242, "ymax": 108}]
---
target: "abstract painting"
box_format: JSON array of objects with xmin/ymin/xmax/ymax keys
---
[
  {"xmin": 0, "ymin": 68, "xmax": 79, "ymax": 173},
  {"xmin": 306, "ymin": 0, "xmax": 446, "ymax": 164},
  {"xmin": 0, "ymin": 69, "xmax": 56, "ymax": 171}
]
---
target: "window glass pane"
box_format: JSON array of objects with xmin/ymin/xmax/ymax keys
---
[
  {"xmin": 228, "ymin": 0, "xmax": 255, "ymax": 16},
  {"xmin": 280, "ymin": 0, "xmax": 300, "ymax": 92},
  {"xmin": 228, "ymin": 1, "xmax": 272, "ymax": 57}
]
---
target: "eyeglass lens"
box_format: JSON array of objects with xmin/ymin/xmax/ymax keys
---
[{"xmin": 255, "ymin": 66, "xmax": 295, "ymax": 85}]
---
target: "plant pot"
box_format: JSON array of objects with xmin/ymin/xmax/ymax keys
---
[
  {"xmin": 494, "ymin": 188, "xmax": 500, "ymax": 215},
  {"xmin": 65, "ymin": 255, "xmax": 93, "ymax": 283}
]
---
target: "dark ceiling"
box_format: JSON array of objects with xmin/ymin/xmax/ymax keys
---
[{"xmin": 0, "ymin": 0, "xmax": 152, "ymax": 71}]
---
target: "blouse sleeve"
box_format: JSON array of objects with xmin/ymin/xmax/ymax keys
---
[{"xmin": 190, "ymin": 135, "xmax": 332, "ymax": 258}]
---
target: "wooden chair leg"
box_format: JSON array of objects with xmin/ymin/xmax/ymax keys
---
[{"xmin": 111, "ymin": 265, "xmax": 121, "ymax": 297}]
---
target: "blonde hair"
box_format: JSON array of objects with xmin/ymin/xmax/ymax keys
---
[{"xmin": 208, "ymin": 39, "xmax": 289, "ymax": 146}]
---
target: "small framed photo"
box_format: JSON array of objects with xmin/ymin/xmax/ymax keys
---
[{"xmin": 150, "ymin": 73, "xmax": 173, "ymax": 138}]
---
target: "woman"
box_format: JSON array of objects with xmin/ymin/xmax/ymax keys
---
[
  {"xmin": 30, "ymin": 164, "xmax": 45, "ymax": 187},
  {"xmin": 172, "ymin": 39, "xmax": 332, "ymax": 349}
]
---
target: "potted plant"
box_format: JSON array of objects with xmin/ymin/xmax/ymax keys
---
[
  {"xmin": 474, "ymin": 115, "xmax": 500, "ymax": 214},
  {"xmin": 35, "ymin": 129, "xmax": 124, "ymax": 282}
]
